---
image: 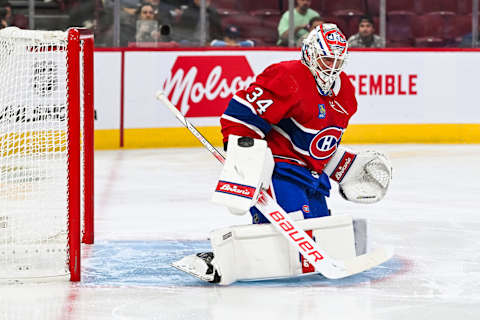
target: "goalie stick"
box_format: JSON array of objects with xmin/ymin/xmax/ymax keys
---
[{"xmin": 155, "ymin": 91, "xmax": 393, "ymax": 280}]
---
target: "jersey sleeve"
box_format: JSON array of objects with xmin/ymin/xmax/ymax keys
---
[{"xmin": 221, "ymin": 63, "xmax": 300, "ymax": 143}]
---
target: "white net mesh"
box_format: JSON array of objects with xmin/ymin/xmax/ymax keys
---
[{"xmin": 0, "ymin": 28, "xmax": 84, "ymax": 280}]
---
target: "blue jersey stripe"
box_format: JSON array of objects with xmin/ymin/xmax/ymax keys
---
[
  {"xmin": 224, "ymin": 99, "xmax": 272, "ymax": 136},
  {"xmin": 276, "ymin": 118, "xmax": 316, "ymax": 152}
]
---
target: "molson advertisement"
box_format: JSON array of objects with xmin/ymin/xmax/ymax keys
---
[{"xmin": 163, "ymin": 55, "xmax": 255, "ymax": 117}]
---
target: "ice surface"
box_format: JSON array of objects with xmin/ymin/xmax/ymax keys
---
[{"xmin": 1, "ymin": 145, "xmax": 479, "ymax": 319}]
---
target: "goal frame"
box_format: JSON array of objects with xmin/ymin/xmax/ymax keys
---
[{"xmin": 67, "ymin": 28, "xmax": 95, "ymax": 281}]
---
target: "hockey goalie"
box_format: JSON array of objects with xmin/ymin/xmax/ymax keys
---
[{"xmin": 172, "ymin": 24, "xmax": 393, "ymax": 285}]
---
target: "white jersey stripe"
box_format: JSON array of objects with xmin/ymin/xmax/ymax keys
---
[
  {"xmin": 290, "ymin": 118, "xmax": 319, "ymax": 134},
  {"xmin": 272, "ymin": 125, "xmax": 310, "ymax": 156}
]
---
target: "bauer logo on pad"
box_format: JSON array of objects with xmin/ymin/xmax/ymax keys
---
[{"xmin": 215, "ymin": 181, "xmax": 256, "ymax": 199}]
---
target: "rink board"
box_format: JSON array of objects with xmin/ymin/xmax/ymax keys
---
[{"xmin": 92, "ymin": 49, "xmax": 480, "ymax": 149}]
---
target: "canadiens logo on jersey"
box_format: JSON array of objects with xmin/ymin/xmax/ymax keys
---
[{"xmin": 309, "ymin": 127, "xmax": 344, "ymax": 160}]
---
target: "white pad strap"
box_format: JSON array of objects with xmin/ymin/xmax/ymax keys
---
[{"xmin": 211, "ymin": 135, "xmax": 274, "ymax": 215}]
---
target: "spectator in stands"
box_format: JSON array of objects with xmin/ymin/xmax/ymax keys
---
[
  {"xmin": 143, "ymin": 0, "xmax": 179, "ymax": 25},
  {"xmin": 0, "ymin": 1, "xmax": 28, "ymax": 29},
  {"xmin": 348, "ymin": 15, "xmax": 384, "ymax": 48},
  {"xmin": 210, "ymin": 25, "xmax": 254, "ymax": 47},
  {"xmin": 296, "ymin": 16, "xmax": 323, "ymax": 47},
  {"xmin": 174, "ymin": 0, "xmax": 222, "ymax": 46},
  {"xmin": 277, "ymin": 0, "xmax": 320, "ymax": 46},
  {"xmin": 0, "ymin": 8, "xmax": 6, "ymax": 29},
  {"xmin": 69, "ymin": 1, "xmax": 97, "ymax": 29},
  {"xmin": 135, "ymin": 3, "xmax": 173, "ymax": 42},
  {"xmin": 94, "ymin": 1, "xmax": 115, "ymax": 46}
]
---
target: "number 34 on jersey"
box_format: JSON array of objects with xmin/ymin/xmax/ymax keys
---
[{"xmin": 246, "ymin": 87, "xmax": 273, "ymax": 115}]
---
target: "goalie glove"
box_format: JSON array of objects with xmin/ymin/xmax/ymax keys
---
[{"xmin": 324, "ymin": 147, "xmax": 392, "ymax": 204}]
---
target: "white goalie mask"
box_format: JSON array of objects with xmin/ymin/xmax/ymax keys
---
[{"xmin": 301, "ymin": 24, "xmax": 348, "ymax": 95}]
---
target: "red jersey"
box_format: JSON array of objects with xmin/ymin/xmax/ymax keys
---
[{"xmin": 220, "ymin": 60, "xmax": 357, "ymax": 173}]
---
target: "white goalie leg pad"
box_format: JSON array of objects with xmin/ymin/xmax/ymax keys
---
[
  {"xmin": 211, "ymin": 135, "xmax": 274, "ymax": 215},
  {"xmin": 209, "ymin": 215, "xmax": 358, "ymax": 285}
]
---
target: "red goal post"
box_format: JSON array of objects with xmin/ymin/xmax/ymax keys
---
[
  {"xmin": 0, "ymin": 27, "xmax": 94, "ymax": 282},
  {"xmin": 67, "ymin": 28, "xmax": 95, "ymax": 281}
]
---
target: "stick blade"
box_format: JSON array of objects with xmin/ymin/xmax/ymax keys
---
[{"xmin": 324, "ymin": 246, "xmax": 394, "ymax": 279}]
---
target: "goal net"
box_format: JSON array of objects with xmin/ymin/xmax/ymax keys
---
[{"xmin": 0, "ymin": 27, "xmax": 94, "ymax": 282}]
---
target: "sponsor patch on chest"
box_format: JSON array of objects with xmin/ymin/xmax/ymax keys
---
[{"xmin": 318, "ymin": 104, "xmax": 326, "ymax": 119}]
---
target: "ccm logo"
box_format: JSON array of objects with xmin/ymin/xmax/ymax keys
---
[{"xmin": 268, "ymin": 211, "xmax": 324, "ymax": 262}]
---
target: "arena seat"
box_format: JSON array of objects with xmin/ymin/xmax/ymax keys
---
[
  {"xmin": 221, "ymin": 13, "xmax": 263, "ymax": 34},
  {"xmin": 247, "ymin": 27, "xmax": 278, "ymax": 45},
  {"xmin": 249, "ymin": 9, "xmax": 281, "ymax": 19},
  {"xmin": 367, "ymin": 0, "xmax": 417, "ymax": 15},
  {"xmin": 386, "ymin": 11, "xmax": 415, "ymax": 46},
  {"xmin": 242, "ymin": 0, "xmax": 282, "ymax": 12},
  {"xmin": 333, "ymin": 12, "xmax": 363, "ymax": 38},
  {"xmin": 454, "ymin": 14, "xmax": 473, "ymax": 38},
  {"xmin": 323, "ymin": 0, "xmax": 366, "ymax": 17},
  {"xmin": 216, "ymin": 8, "xmax": 241, "ymax": 17},
  {"xmin": 414, "ymin": 37, "xmax": 446, "ymax": 47},
  {"xmin": 417, "ymin": 0, "xmax": 458, "ymax": 14},
  {"xmin": 308, "ymin": 0, "xmax": 323, "ymax": 13},
  {"xmin": 386, "ymin": 40, "xmax": 414, "ymax": 47},
  {"xmin": 457, "ymin": 0, "xmax": 474, "ymax": 15},
  {"xmin": 211, "ymin": 0, "xmax": 241, "ymax": 10},
  {"xmin": 322, "ymin": 16, "xmax": 349, "ymax": 37},
  {"xmin": 128, "ymin": 42, "xmax": 180, "ymax": 48},
  {"xmin": 365, "ymin": 0, "xmax": 379, "ymax": 15},
  {"xmin": 250, "ymin": 9, "xmax": 281, "ymax": 31},
  {"xmin": 413, "ymin": 13, "xmax": 456, "ymax": 43}
]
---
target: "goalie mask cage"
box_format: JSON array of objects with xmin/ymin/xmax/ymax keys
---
[{"xmin": 0, "ymin": 27, "xmax": 94, "ymax": 282}]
